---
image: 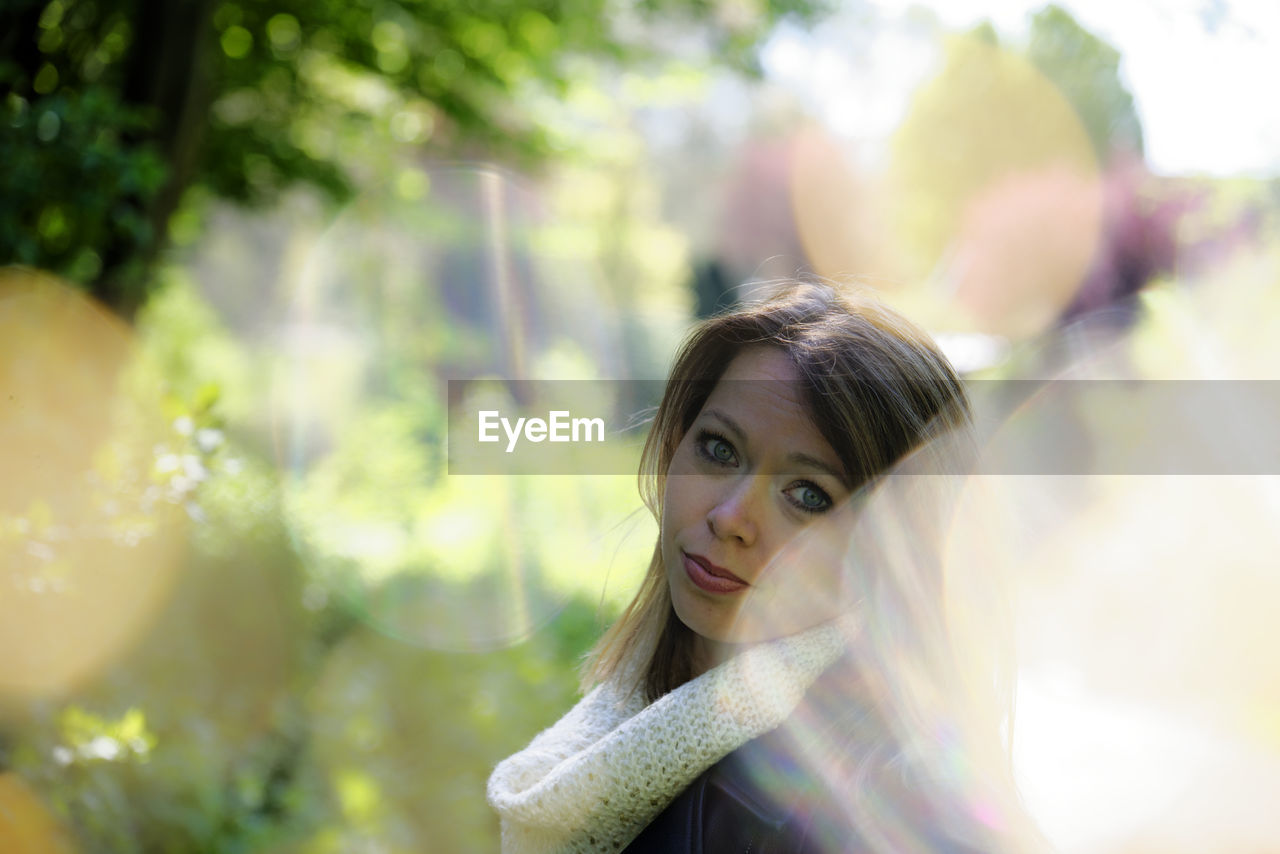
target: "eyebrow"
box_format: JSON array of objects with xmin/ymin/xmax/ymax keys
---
[{"xmin": 702, "ymin": 408, "xmax": 851, "ymax": 488}]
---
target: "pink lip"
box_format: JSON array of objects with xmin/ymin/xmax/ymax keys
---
[{"xmin": 682, "ymin": 552, "xmax": 748, "ymax": 594}]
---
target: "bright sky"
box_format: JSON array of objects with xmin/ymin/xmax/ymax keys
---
[{"xmin": 762, "ymin": 0, "xmax": 1280, "ymax": 176}]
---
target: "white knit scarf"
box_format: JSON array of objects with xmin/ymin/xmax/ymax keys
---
[{"xmin": 487, "ymin": 619, "xmax": 849, "ymax": 854}]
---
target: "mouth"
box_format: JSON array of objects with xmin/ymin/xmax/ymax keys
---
[{"xmin": 681, "ymin": 551, "xmax": 749, "ymax": 594}]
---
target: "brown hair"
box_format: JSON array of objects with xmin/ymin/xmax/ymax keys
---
[{"xmin": 582, "ymin": 280, "xmax": 972, "ymax": 700}]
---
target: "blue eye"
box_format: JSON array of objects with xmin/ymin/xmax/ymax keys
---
[
  {"xmin": 696, "ymin": 431, "xmax": 738, "ymax": 466},
  {"xmin": 784, "ymin": 482, "xmax": 832, "ymax": 514}
]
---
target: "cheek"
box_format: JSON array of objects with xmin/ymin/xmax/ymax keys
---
[
  {"xmin": 659, "ymin": 478, "xmax": 684, "ymax": 549},
  {"xmin": 661, "ymin": 447, "xmax": 712, "ymax": 532},
  {"xmin": 738, "ymin": 549, "xmax": 850, "ymax": 639},
  {"xmin": 660, "ymin": 479, "xmax": 697, "ymax": 543},
  {"xmin": 755, "ymin": 518, "xmax": 853, "ymax": 601}
]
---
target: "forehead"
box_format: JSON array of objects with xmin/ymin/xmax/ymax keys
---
[
  {"xmin": 717, "ymin": 345, "xmax": 799, "ymax": 385},
  {"xmin": 703, "ymin": 347, "xmax": 818, "ymax": 433}
]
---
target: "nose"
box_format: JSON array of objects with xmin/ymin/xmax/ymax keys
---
[{"xmin": 706, "ymin": 476, "xmax": 763, "ymax": 546}]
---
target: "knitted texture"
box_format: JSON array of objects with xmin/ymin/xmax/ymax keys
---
[{"xmin": 488, "ymin": 619, "xmax": 849, "ymax": 854}]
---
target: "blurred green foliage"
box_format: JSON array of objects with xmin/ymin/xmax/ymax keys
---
[
  {"xmin": 1, "ymin": 0, "xmax": 826, "ymax": 318},
  {"xmin": 0, "ymin": 255, "xmax": 645, "ymax": 850},
  {"xmin": 1, "ymin": 0, "xmax": 813, "ymax": 850},
  {"xmin": 0, "ymin": 85, "xmax": 165, "ymax": 311}
]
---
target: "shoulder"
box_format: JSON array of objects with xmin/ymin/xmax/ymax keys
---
[
  {"xmin": 488, "ymin": 681, "xmax": 639, "ymax": 807},
  {"xmin": 621, "ymin": 729, "xmax": 839, "ymax": 854}
]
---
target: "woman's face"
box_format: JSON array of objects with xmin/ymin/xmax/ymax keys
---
[{"xmin": 661, "ymin": 346, "xmax": 860, "ymax": 653}]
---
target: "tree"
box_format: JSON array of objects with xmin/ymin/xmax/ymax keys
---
[
  {"xmin": 1, "ymin": 0, "xmax": 828, "ymax": 319},
  {"xmin": 1025, "ymin": 4, "xmax": 1144, "ymax": 163}
]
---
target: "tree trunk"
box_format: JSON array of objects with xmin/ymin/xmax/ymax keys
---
[{"xmin": 96, "ymin": 0, "xmax": 216, "ymax": 320}]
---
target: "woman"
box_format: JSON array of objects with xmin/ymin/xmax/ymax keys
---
[{"xmin": 488, "ymin": 282, "xmax": 1040, "ymax": 854}]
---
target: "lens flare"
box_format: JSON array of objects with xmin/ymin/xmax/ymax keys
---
[
  {"xmin": 267, "ymin": 166, "xmax": 636, "ymax": 650},
  {"xmin": 790, "ymin": 127, "xmax": 901, "ymax": 287},
  {"xmin": 716, "ymin": 427, "xmax": 1030, "ymax": 854},
  {"xmin": 946, "ymin": 313, "xmax": 1280, "ymax": 852},
  {"xmin": 0, "ymin": 270, "xmax": 185, "ymax": 699},
  {"xmin": 948, "ymin": 470, "xmax": 1280, "ymax": 853}
]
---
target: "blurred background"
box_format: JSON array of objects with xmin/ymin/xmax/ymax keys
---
[{"xmin": 2, "ymin": 0, "xmax": 1278, "ymax": 851}]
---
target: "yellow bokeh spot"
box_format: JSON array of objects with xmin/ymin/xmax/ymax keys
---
[
  {"xmin": 394, "ymin": 168, "xmax": 429, "ymax": 200},
  {"xmin": 0, "ymin": 270, "xmax": 185, "ymax": 699},
  {"xmin": 888, "ymin": 35, "xmax": 1102, "ymax": 338},
  {"xmin": 335, "ymin": 768, "xmax": 382, "ymax": 825}
]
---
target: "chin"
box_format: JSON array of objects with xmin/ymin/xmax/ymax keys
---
[
  {"xmin": 669, "ymin": 582, "xmax": 738, "ymax": 644},
  {"xmin": 675, "ymin": 589, "xmax": 817, "ymax": 646}
]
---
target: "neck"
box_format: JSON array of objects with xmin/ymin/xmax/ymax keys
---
[{"xmin": 690, "ymin": 633, "xmax": 751, "ymax": 678}]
